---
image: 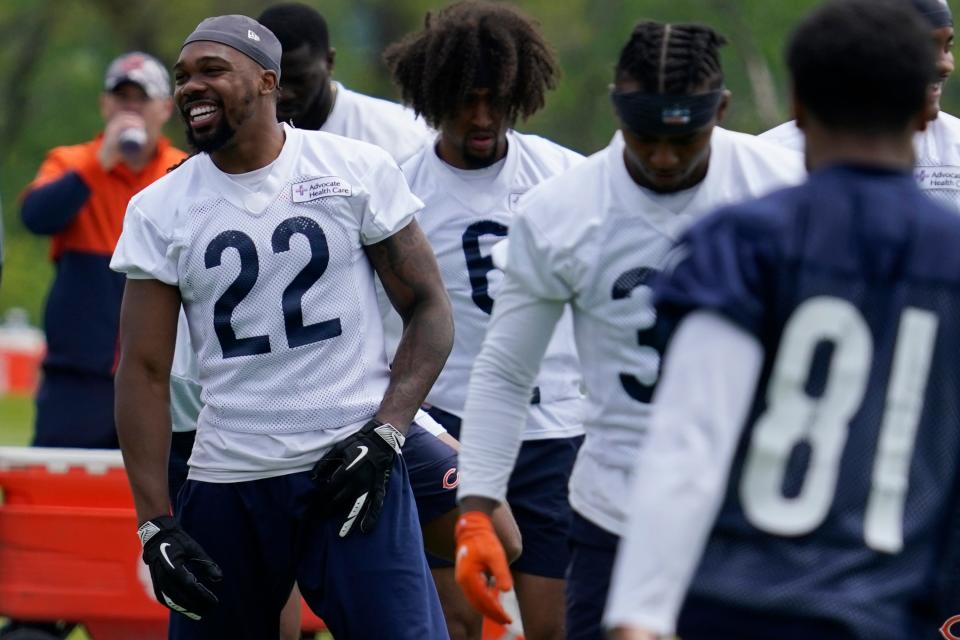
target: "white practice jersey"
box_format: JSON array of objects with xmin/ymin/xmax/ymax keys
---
[
  {"xmin": 169, "ymin": 84, "xmax": 438, "ymax": 438},
  {"xmin": 761, "ymin": 113, "xmax": 960, "ymax": 211},
  {"xmin": 169, "ymin": 307, "xmax": 444, "ymax": 438},
  {"xmin": 404, "ymin": 130, "xmax": 586, "ymax": 440},
  {"xmin": 322, "ymin": 82, "xmax": 434, "ymax": 165},
  {"xmin": 491, "ymin": 129, "xmax": 804, "ymax": 534},
  {"xmin": 910, "ymin": 111, "xmax": 960, "ymax": 209},
  {"xmin": 112, "ymin": 125, "xmax": 421, "ymax": 481},
  {"xmin": 756, "ymin": 119, "xmax": 805, "ymax": 152},
  {"xmin": 170, "ymin": 307, "xmax": 202, "ymax": 433}
]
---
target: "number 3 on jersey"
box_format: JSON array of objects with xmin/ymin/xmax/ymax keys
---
[
  {"xmin": 204, "ymin": 216, "xmax": 342, "ymax": 359},
  {"xmin": 740, "ymin": 297, "xmax": 938, "ymax": 554},
  {"xmin": 612, "ymin": 267, "xmax": 663, "ymax": 403}
]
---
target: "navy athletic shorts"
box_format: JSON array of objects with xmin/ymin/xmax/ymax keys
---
[
  {"xmin": 426, "ymin": 404, "xmax": 582, "ymax": 579},
  {"xmin": 32, "ymin": 367, "xmax": 118, "ymax": 448},
  {"xmin": 170, "ymin": 456, "xmax": 448, "ymax": 639},
  {"xmin": 565, "ymin": 512, "xmax": 619, "ymax": 640},
  {"xmin": 677, "ymin": 596, "xmax": 857, "ymax": 639},
  {"xmin": 168, "ymin": 430, "xmax": 195, "ymax": 512},
  {"xmin": 403, "ymin": 422, "xmax": 459, "ymax": 525},
  {"xmin": 168, "ymin": 420, "xmax": 458, "ymax": 523}
]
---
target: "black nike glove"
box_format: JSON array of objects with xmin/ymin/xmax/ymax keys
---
[
  {"xmin": 138, "ymin": 516, "xmax": 222, "ymax": 620},
  {"xmin": 312, "ymin": 418, "xmax": 405, "ymax": 537}
]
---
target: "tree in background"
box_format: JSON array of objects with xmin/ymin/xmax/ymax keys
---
[{"xmin": 3, "ymin": 0, "xmax": 955, "ymax": 322}]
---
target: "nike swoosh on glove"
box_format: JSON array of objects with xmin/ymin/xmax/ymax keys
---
[
  {"xmin": 312, "ymin": 418, "xmax": 405, "ymax": 537},
  {"xmin": 454, "ymin": 511, "xmax": 513, "ymax": 625},
  {"xmin": 139, "ymin": 516, "xmax": 222, "ymax": 620}
]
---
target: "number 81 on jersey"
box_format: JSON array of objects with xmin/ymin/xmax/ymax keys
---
[{"xmin": 740, "ymin": 296, "xmax": 937, "ymax": 554}]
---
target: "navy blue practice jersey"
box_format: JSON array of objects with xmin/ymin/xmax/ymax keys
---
[{"xmin": 654, "ymin": 164, "xmax": 960, "ymax": 640}]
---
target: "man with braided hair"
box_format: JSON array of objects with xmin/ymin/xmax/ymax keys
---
[
  {"xmin": 384, "ymin": 3, "xmax": 585, "ymax": 638},
  {"xmin": 762, "ymin": 0, "xmax": 959, "ymax": 211},
  {"xmin": 608, "ymin": 1, "xmax": 960, "ymax": 638},
  {"xmin": 451, "ymin": 19, "xmax": 804, "ymax": 640}
]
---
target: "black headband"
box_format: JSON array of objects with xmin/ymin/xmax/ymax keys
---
[
  {"xmin": 612, "ymin": 90, "xmax": 724, "ymax": 136},
  {"xmin": 910, "ymin": 0, "xmax": 953, "ymax": 28}
]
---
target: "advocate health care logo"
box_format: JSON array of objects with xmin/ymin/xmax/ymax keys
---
[{"xmin": 942, "ymin": 614, "xmax": 960, "ymax": 639}]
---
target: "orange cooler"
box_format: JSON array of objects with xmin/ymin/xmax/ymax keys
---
[{"xmin": 0, "ymin": 447, "xmax": 518, "ymax": 639}]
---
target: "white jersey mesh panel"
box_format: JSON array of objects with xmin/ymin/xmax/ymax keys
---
[
  {"xmin": 180, "ymin": 188, "xmax": 384, "ymax": 435},
  {"xmin": 405, "ymin": 131, "xmax": 585, "ymax": 418}
]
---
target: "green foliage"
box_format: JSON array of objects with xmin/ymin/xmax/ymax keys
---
[{"xmin": 2, "ymin": 0, "xmax": 958, "ymax": 324}]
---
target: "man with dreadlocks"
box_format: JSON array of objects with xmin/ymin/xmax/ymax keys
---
[
  {"xmin": 384, "ymin": 2, "xmax": 585, "ymax": 638},
  {"xmin": 449, "ymin": 19, "xmax": 804, "ymax": 640},
  {"xmin": 762, "ymin": 0, "xmax": 959, "ymax": 211}
]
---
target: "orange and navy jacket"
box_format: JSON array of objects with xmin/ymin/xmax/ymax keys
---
[{"xmin": 21, "ymin": 135, "xmax": 186, "ymax": 376}]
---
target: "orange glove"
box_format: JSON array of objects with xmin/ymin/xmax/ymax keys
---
[{"xmin": 454, "ymin": 510, "xmax": 513, "ymax": 625}]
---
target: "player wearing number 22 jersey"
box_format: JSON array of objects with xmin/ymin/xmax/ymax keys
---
[{"xmin": 113, "ymin": 118, "xmax": 447, "ymax": 640}]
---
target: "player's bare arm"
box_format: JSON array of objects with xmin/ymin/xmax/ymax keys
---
[
  {"xmin": 116, "ymin": 279, "xmax": 223, "ymax": 622},
  {"xmin": 114, "ymin": 278, "xmax": 181, "ymax": 523},
  {"xmin": 365, "ymin": 219, "xmax": 453, "ymax": 434}
]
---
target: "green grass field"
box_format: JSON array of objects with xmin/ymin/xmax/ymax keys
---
[{"xmin": 0, "ymin": 394, "xmax": 33, "ymax": 446}]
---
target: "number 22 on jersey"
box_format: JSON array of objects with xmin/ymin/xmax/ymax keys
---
[
  {"xmin": 740, "ymin": 296, "xmax": 938, "ymax": 554},
  {"xmin": 204, "ymin": 216, "xmax": 343, "ymax": 359}
]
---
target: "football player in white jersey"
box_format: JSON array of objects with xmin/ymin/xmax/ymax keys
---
[
  {"xmin": 111, "ymin": 15, "xmax": 452, "ymax": 639},
  {"xmin": 258, "ymin": 2, "xmax": 433, "ymax": 166},
  {"xmin": 606, "ymin": 2, "xmax": 960, "ymax": 638},
  {"xmin": 384, "ymin": 3, "xmax": 586, "ymax": 638},
  {"xmin": 762, "ymin": 0, "xmax": 958, "ymax": 209},
  {"xmin": 158, "ymin": 5, "xmax": 519, "ymax": 639},
  {"xmin": 452, "ymin": 20, "xmax": 805, "ymax": 640}
]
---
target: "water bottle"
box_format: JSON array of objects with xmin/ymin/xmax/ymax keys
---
[
  {"xmin": 0, "ymin": 308, "xmax": 45, "ymax": 396},
  {"xmin": 118, "ymin": 127, "xmax": 148, "ymax": 159}
]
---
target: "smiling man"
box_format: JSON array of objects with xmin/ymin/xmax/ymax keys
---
[
  {"xmin": 165, "ymin": 5, "xmax": 521, "ymax": 640},
  {"xmin": 111, "ymin": 14, "xmax": 452, "ymax": 640}
]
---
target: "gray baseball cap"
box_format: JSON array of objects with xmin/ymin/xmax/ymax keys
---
[
  {"xmin": 104, "ymin": 52, "xmax": 170, "ymax": 99},
  {"xmin": 182, "ymin": 15, "xmax": 282, "ymax": 78}
]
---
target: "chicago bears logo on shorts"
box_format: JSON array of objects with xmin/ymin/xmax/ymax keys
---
[
  {"xmin": 941, "ymin": 614, "xmax": 960, "ymax": 639},
  {"xmin": 442, "ymin": 467, "xmax": 460, "ymax": 490}
]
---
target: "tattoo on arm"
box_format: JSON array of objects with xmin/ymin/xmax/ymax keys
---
[{"xmin": 366, "ymin": 221, "xmax": 453, "ymax": 431}]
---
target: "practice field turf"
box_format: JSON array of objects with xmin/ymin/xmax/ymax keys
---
[{"xmin": 0, "ymin": 394, "xmax": 33, "ymax": 446}]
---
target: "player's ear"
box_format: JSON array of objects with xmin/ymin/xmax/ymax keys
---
[
  {"xmin": 715, "ymin": 89, "xmax": 732, "ymax": 124},
  {"xmin": 791, "ymin": 87, "xmax": 807, "ymax": 132},
  {"xmin": 260, "ymin": 69, "xmax": 279, "ymax": 96}
]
